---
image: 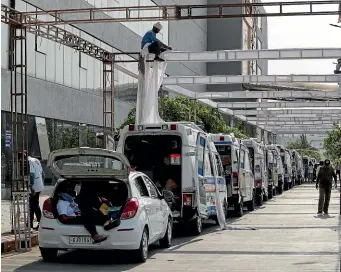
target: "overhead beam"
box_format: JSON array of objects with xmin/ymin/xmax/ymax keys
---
[
  {"xmin": 163, "ymin": 75, "xmax": 340, "ymax": 85},
  {"xmin": 273, "ymin": 130, "xmax": 331, "ymax": 135},
  {"xmin": 193, "ymin": 90, "xmax": 340, "ymax": 100},
  {"xmin": 233, "ymin": 108, "xmax": 341, "ymax": 115},
  {"xmin": 256, "ymin": 121, "xmax": 336, "ymax": 125},
  {"xmin": 218, "ymin": 101, "xmax": 341, "ymax": 109},
  {"xmin": 7, "ymin": 1, "xmax": 340, "ymax": 26},
  {"xmin": 247, "ymin": 116, "xmax": 341, "ymax": 122},
  {"xmin": 158, "ymin": 48, "xmax": 341, "ymax": 62}
]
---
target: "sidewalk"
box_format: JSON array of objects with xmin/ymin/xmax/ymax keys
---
[{"xmin": 1, "ymin": 190, "xmax": 51, "ymax": 254}]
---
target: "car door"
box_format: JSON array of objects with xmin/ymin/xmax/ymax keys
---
[
  {"xmin": 143, "ymin": 175, "xmax": 163, "ymax": 239},
  {"xmin": 196, "ymin": 134, "xmax": 208, "ymax": 217},
  {"xmin": 132, "ymin": 174, "xmax": 156, "ymax": 237},
  {"xmin": 244, "ymin": 150, "xmax": 253, "ymax": 201},
  {"xmin": 238, "ymin": 146, "xmax": 247, "ymax": 197}
]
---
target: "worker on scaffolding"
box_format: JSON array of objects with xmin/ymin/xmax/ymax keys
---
[
  {"xmin": 141, "ymin": 22, "xmax": 172, "ymax": 62},
  {"xmin": 334, "ymin": 58, "xmax": 341, "ymax": 74}
]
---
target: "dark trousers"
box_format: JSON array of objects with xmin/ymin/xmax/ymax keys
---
[
  {"xmin": 148, "ymin": 41, "xmax": 167, "ymax": 58},
  {"xmin": 29, "ymin": 192, "xmax": 42, "ymax": 228},
  {"xmin": 63, "ymin": 209, "xmax": 107, "ymax": 237},
  {"xmin": 318, "ymin": 184, "xmax": 332, "ymax": 213}
]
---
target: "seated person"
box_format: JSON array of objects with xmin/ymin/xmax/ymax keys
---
[{"xmin": 57, "ymin": 182, "xmax": 117, "ymax": 244}]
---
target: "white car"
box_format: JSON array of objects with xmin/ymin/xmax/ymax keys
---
[{"xmin": 39, "ymin": 147, "xmax": 172, "ymax": 263}]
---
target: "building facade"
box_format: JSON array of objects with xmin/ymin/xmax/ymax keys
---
[{"xmin": 1, "ymin": 0, "xmax": 268, "ymax": 192}]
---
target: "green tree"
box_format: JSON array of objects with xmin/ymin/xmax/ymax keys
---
[
  {"xmin": 119, "ymin": 95, "xmax": 249, "ymax": 138},
  {"xmin": 323, "ymin": 122, "xmax": 341, "ymax": 163},
  {"xmin": 287, "ymin": 134, "xmax": 321, "ymax": 161}
]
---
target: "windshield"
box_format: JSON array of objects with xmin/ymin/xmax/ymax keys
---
[{"xmin": 54, "ymin": 155, "xmax": 125, "ymax": 172}]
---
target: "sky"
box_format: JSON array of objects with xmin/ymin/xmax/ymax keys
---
[{"xmin": 262, "ymin": 0, "xmax": 341, "ymax": 75}]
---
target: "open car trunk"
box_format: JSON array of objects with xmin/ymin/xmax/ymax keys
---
[
  {"xmin": 46, "ymin": 148, "xmax": 131, "ymax": 225},
  {"xmin": 52, "ymin": 179, "xmax": 129, "ymax": 224},
  {"xmin": 124, "ymin": 134, "xmax": 182, "ymax": 211}
]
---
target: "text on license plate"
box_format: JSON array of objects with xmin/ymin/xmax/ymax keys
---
[{"xmin": 69, "ymin": 236, "xmax": 93, "ymax": 244}]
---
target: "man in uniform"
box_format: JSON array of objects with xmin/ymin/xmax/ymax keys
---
[{"xmin": 316, "ymin": 159, "xmax": 337, "ymax": 215}]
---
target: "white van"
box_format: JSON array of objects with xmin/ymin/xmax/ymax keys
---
[
  {"xmin": 116, "ymin": 122, "xmax": 228, "ymax": 235},
  {"xmin": 210, "ymin": 134, "xmax": 255, "ymax": 217},
  {"xmin": 277, "ymin": 145, "xmax": 292, "ymax": 190},
  {"xmin": 241, "ymin": 139, "xmax": 268, "ymax": 206},
  {"xmin": 268, "ymin": 145, "xmax": 284, "ymax": 194}
]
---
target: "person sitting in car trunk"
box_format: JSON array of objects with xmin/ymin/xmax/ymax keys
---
[{"xmin": 57, "ymin": 182, "xmax": 117, "ymax": 244}]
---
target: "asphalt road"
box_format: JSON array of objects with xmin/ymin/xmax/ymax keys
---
[{"xmin": 2, "ymin": 184, "xmax": 341, "ymax": 272}]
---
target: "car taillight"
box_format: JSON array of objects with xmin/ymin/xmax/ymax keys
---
[
  {"xmin": 170, "ymin": 124, "xmax": 177, "ymax": 130},
  {"xmin": 183, "ymin": 194, "xmax": 192, "ymax": 206},
  {"xmin": 128, "ymin": 124, "xmax": 135, "ymax": 131},
  {"xmin": 121, "ymin": 198, "xmax": 139, "ymax": 220},
  {"xmin": 255, "ymin": 180, "xmax": 262, "ymax": 188},
  {"xmin": 43, "ymin": 198, "xmax": 55, "ymax": 219},
  {"xmin": 232, "ymin": 171, "xmax": 238, "ymax": 187}
]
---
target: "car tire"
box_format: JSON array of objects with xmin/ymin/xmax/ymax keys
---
[
  {"xmin": 189, "ymin": 216, "xmax": 202, "ymax": 236},
  {"xmin": 268, "ymin": 187, "xmax": 273, "ymax": 199},
  {"xmin": 134, "ymin": 227, "xmax": 149, "ymax": 263},
  {"xmin": 234, "ymin": 200, "xmax": 243, "ymax": 217},
  {"xmin": 256, "ymin": 194, "xmax": 263, "ymax": 206},
  {"xmin": 159, "ymin": 218, "xmax": 172, "ymax": 248},
  {"xmin": 40, "ymin": 247, "xmax": 58, "ymax": 262},
  {"xmin": 247, "ymin": 193, "xmax": 255, "ymax": 212}
]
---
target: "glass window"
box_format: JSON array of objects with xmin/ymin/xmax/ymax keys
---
[
  {"xmin": 135, "ymin": 176, "xmax": 149, "ymax": 197},
  {"xmin": 204, "ymin": 151, "xmax": 213, "ymax": 176},
  {"xmin": 64, "ymin": 47, "xmax": 72, "ymax": 87},
  {"xmin": 46, "ymin": 40, "xmax": 56, "ymax": 82},
  {"xmin": 240, "ymin": 149, "xmax": 245, "ymax": 169},
  {"xmin": 144, "ymin": 176, "xmax": 159, "ymax": 198},
  {"xmin": 197, "ymin": 137, "xmax": 205, "ymax": 176}
]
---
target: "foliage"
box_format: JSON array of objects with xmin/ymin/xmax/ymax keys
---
[
  {"xmin": 287, "ymin": 134, "xmax": 321, "ymax": 161},
  {"xmin": 323, "ymin": 122, "xmax": 341, "ymax": 163},
  {"xmin": 119, "ymin": 95, "xmax": 249, "ymax": 139}
]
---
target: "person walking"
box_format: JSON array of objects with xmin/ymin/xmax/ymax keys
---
[
  {"xmin": 335, "ymin": 162, "xmax": 340, "ymax": 182},
  {"xmin": 28, "ymin": 155, "xmax": 44, "ymax": 230},
  {"xmin": 316, "ymin": 159, "xmax": 337, "ymax": 215},
  {"xmin": 308, "ymin": 162, "xmax": 314, "ymax": 183}
]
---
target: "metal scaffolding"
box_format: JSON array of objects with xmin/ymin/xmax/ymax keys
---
[{"xmin": 1, "ymin": 1, "xmax": 340, "ymax": 249}]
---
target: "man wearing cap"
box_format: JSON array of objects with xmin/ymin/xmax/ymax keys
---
[
  {"xmin": 316, "ymin": 159, "xmax": 337, "ymax": 215},
  {"xmin": 141, "ymin": 22, "xmax": 172, "ymax": 62}
]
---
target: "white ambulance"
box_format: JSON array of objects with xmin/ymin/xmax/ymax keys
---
[
  {"xmin": 210, "ymin": 134, "xmax": 255, "ymax": 217},
  {"xmin": 241, "ymin": 139, "xmax": 268, "ymax": 206},
  {"xmin": 116, "ymin": 122, "xmax": 228, "ymax": 235},
  {"xmin": 267, "ymin": 144, "xmax": 284, "ymax": 194},
  {"xmin": 277, "ymin": 145, "xmax": 293, "ymax": 190},
  {"xmin": 265, "ymin": 145, "xmax": 276, "ymax": 199}
]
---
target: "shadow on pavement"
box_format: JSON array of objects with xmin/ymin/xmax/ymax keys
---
[{"xmin": 12, "ymin": 224, "xmax": 218, "ymax": 271}]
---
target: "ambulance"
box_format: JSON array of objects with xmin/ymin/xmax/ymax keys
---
[
  {"xmin": 116, "ymin": 122, "xmax": 228, "ymax": 235},
  {"xmin": 267, "ymin": 144, "xmax": 284, "ymax": 194},
  {"xmin": 241, "ymin": 138, "xmax": 268, "ymax": 206},
  {"xmin": 210, "ymin": 134, "xmax": 255, "ymax": 217},
  {"xmin": 265, "ymin": 145, "xmax": 276, "ymax": 199},
  {"xmin": 277, "ymin": 145, "xmax": 293, "ymax": 190}
]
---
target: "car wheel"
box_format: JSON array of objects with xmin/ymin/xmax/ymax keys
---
[
  {"xmin": 234, "ymin": 201, "xmax": 243, "ymax": 217},
  {"xmin": 247, "ymin": 193, "xmax": 255, "ymax": 212},
  {"xmin": 190, "ymin": 216, "xmax": 202, "ymax": 236},
  {"xmin": 40, "ymin": 247, "xmax": 58, "ymax": 262},
  {"xmin": 134, "ymin": 227, "xmax": 149, "ymax": 263},
  {"xmin": 159, "ymin": 218, "xmax": 172, "ymax": 248}
]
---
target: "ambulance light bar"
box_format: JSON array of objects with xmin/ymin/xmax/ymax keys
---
[{"xmin": 128, "ymin": 124, "xmax": 178, "ymax": 131}]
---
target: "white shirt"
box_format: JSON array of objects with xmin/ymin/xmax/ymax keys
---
[
  {"xmin": 57, "ymin": 200, "xmax": 77, "ymax": 217},
  {"xmin": 308, "ymin": 165, "xmax": 314, "ymax": 174},
  {"xmin": 28, "ymin": 156, "xmax": 44, "ymax": 192}
]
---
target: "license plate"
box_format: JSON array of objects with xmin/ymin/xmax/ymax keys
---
[{"xmin": 69, "ymin": 236, "xmax": 93, "ymax": 244}]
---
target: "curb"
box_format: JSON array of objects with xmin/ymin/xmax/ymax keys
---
[{"xmin": 1, "ymin": 233, "xmax": 39, "ymax": 254}]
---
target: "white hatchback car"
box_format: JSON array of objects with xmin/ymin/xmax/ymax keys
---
[{"xmin": 39, "ymin": 147, "xmax": 172, "ymax": 263}]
